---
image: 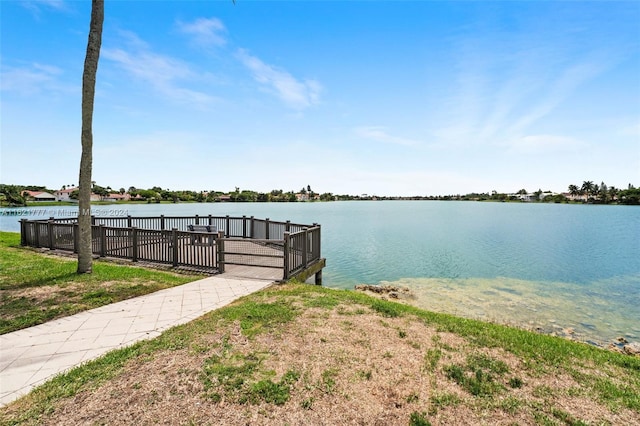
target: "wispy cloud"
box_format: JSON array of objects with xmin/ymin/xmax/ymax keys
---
[
  {"xmin": 21, "ymin": 0, "xmax": 68, "ymax": 15},
  {"xmin": 0, "ymin": 63, "xmax": 71, "ymax": 95},
  {"xmin": 505, "ymin": 134, "xmax": 586, "ymax": 155},
  {"xmin": 354, "ymin": 126, "xmax": 420, "ymax": 147},
  {"xmin": 176, "ymin": 17, "xmax": 227, "ymax": 48},
  {"xmin": 102, "ymin": 31, "xmax": 216, "ymax": 106},
  {"xmin": 236, "ymin": 48, "xmax": 321, "ymax": 110}
]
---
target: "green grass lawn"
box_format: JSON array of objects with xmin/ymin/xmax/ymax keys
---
[{"xmin": 0, "ymin": 231, "xmax": 201, "ymax": 334}]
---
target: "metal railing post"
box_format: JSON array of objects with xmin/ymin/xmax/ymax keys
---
[
  {"xmin": 172, "ymin": 228, "xmax": 178, "ymax": 267},
  {"xmin": 242, "ymin": 215, "xmax": 247, "ymax": 238},
  {"xmin": 73, "ymin": 223, "xmax": 79, "ymax": 253},
  {"xmin": 132, "ymin": 227, "xmax": 138, "ymax": 262},
  {"xmin": 99, "ymin": 225, "xmax": 106, "ymax": 257},
  {"xmin": 302, "ymin": 227, "xmax": 308, "ymax": 268},
  {"xmin": 47, "ymin": 220, "xmax": 54, "ymax": 249},
  {"xmin": 283, "ymin": 232, "xmax": 290, "ymax": 280},
  {"xmin": 217, "ymin": 230, "xmax": 225, "ymax": 273},
  {"xmin": 20, "ymin": 219, "xmax": 26, "ymax": 246}
]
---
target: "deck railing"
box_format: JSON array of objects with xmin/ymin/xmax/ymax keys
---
[{"xmin": 19, "ymin": 215, "xmax": 323, "ymax": 281}]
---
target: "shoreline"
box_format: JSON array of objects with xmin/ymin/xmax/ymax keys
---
[{"xmin": 354, "ymin": 284, "xmax": 640, "ymax": 356}]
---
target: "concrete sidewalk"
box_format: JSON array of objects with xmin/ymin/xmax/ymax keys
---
[{"xmin": 0, "ymin": 275, "xmax": 273, "ymax": 407}]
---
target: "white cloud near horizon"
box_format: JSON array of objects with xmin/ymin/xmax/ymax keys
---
[
  {"xmin": 236, "ymin": 48, "xmax": 321, "ymax": 110},
  {"xmin": 176, "ymin": 17, "xmax": 227, "ymax": 48},
  {"xmin": 505, "ymin": 134, "xmax": 587, "ymax": 155},
  {"xmin": 353, "ymin": 126, "xmax": 420, "ymax": 147}
]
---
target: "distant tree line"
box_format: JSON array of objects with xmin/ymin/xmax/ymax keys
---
[{"xmin": 1, "ymin": 181, "xmax": 639, "ymax": 206}]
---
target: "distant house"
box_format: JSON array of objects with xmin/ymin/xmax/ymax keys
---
[
  {"xmin": 216, "ymin": 195, "xmax": 232, "ymax": 202},
  {"xmin": 54, "ymin": 187, "xmax": 78, "ymax": 202},
  {"xmin": 563, "ymin": 192, "xmax": 587, "ymax": 202},
  {"xmin": 295, "ymin": 193, "xmax": 309, "ymax": 202},
  {"xmin": 102, "ymin": 193, "xmax": 131, "ymax": 202},
  {"xmin": 22, "ymin": 190, "xmax": 56, "ymax": 202}
]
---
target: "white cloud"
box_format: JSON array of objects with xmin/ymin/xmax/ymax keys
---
[
  {"xmin": 236, "ymin": 49, "xmax": 321, "ymax": 110},
  {"xmin": 176, "ymin": 17, "xmax": 227, "ymax": 48},
  {"xmin": 353, "ymin": 126, "xmax": 420, "ymax": 147},
  {"xmin": 102, "ymin": 32, "xmax": 217, "ymax": 106},
  {"xmin": 21, "ymin": 0, "xmax": 68, "ymax": 15},
  {"xmin": 0, "ymin": 63, "xmax": 69, "ymax": 95},
  {"xmin": 506, "ymin": 134, "xmax": 586, "ymax": 154}
]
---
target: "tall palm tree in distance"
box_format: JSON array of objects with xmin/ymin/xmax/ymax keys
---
[{"xmin": 581, "ymin": 181, "xmax": 594, "ymax": 202}]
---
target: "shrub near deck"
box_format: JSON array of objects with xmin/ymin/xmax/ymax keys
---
[{"xmin": 0, "ymin": 232, "xmax": 199, "ymax": 334}]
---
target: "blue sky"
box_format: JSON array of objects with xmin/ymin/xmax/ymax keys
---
[{"xmin": 1, "ymin": 0, "xmax": 639, "ymax": 196}]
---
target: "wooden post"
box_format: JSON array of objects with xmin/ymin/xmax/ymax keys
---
[
  {"xmin": 283, "ymin": 232, "xmax": 290, "ymax": 280},
  {"xmin": 217, "ymin": 230, "xmax": 225, "ymax": 273},
  {"xmin": 99, "ymin": 225, "xmax": 106, "ymax": 257},
  {"xmin": 172, "ymin": 228, "xmax": 178, "ymax": 267},
  {"xmin": 47, "ymin": 220, "xmax": 54, "ymax": 249},
  {"xmin": 315, "ymin": 269, "xmax": 323, "ymax": 286},
  {"xmin": 132, "ymin": 227, "xmax": 138, "ymax": 262}
]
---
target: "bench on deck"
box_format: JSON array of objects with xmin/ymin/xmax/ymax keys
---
[{"xmin": 187, "ymin": 224, "xmax": 219, "ymax": 245}]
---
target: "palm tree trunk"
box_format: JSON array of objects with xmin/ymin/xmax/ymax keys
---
[{"xmin": 77, "ymin": 0, "xmax": 104, "ymax": 274}]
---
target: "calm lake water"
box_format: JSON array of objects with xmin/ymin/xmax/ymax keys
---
[{"xmin": 2, "ymin": 201, "xmax": 639, "ymax": 344}]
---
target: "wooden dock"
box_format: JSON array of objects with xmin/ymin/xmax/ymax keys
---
[{"xmin": 20, "ymin": 215, "xmax": 326, "ymax": 284}]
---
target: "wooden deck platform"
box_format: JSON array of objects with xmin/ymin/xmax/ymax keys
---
[{"xmin": 21, "ymin": 215, "xmax": 326, "ymax": 284}]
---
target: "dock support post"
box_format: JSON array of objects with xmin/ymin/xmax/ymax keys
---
[{"xmin": 315, "ymin": 270, "xmax": 322, "ymax": 286}]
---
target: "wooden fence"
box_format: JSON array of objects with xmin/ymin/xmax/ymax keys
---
[{"xmin": 20, "ymin": 215, "xmax": 323, "ymax": 281}]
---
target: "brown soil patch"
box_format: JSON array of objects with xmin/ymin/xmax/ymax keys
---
[{"xmin": 5, "ymin": 296, "xmax": 638, "ymax": 426}]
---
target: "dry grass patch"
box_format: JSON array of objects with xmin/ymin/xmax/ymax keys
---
[{"xmin": 1, "ymin": 284, "xmax": 639, "ymax": 425}]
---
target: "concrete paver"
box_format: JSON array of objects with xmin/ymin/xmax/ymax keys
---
[{"xmin": 0, "ymin": 275, "xmax": 273, "ymax": 407}]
